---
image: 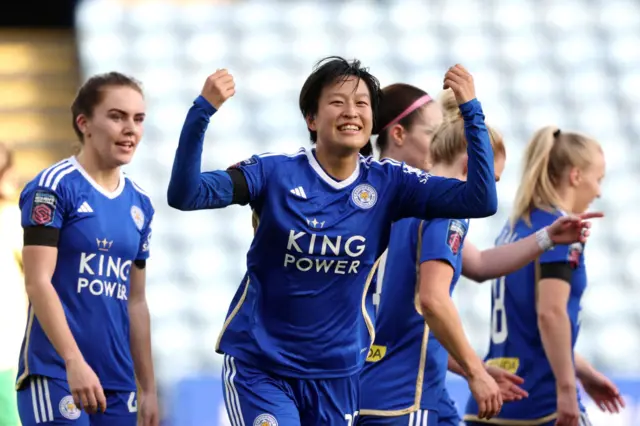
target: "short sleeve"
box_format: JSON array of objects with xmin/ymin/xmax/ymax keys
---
[
  {"xmin": 535, "ymin": 211, "xmax": 584, "ymax": 268},
  {"xmin": 227, "ymin": 155, "xmax": 268, "ymax": 203},
  {"xmin": 539, "ymin": 242, "xmax": 584, "ymax": 269},
  {"xmin": 419, "ymin": 218, "xmax": 468, "ymax": 269},
  {"xmin": 19, "ymin": 182, "xmax": 69, "ymax": 229},
  {"xmin": 136, "ymin": 202, "xmax": 155, "ymax": 260}
]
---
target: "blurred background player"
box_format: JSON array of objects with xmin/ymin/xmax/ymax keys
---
[
  {"xmin": 464, "ymin": 127, "xmax": 624, "ymax": 426},
  {"xmin": 359, "ymin": 86, "xmax": 600, "ymax": 426},
  {"xmin": 167, "ymin": 58, "xmax": 500, "ymax": 426},
  {"xmin": 0, "ymin": 142, "xmax": 24, "ymax": 426},
  {"xmin": 15, "ymin": 72, "xmax": 158, "ymax": 426}
]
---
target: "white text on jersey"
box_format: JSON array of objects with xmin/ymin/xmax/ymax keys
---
[
  {"xmin": 77, "ymin": 252, "xmax": 131, "ymax": 300},
  {"xmin": 284, "ymin": 230, "xmax": 366, "ymax": 274}
]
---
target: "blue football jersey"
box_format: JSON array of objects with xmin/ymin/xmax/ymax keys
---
[
  {"xmin": 359, "ymin": 217, "xmax": 468, "ymax": 416},
  {"xmin": 16, "ymin": 157, "xmax": 154, "ymax": 391},
  {"xmin": 169, "ymin": 95, "xmax": 497, "ymax": 379},
  {"xmin": 464, "ymin": 208, "xmax": 587, "ymax": 423}
]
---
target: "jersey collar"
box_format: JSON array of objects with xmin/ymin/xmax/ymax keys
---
[
  {"xmin": 305, "ymin": 148, "xmax": 360, "ymax": 190},
  {"xmin": 68, "ymin": 156, "xmax": 126, "ymax": 199}
]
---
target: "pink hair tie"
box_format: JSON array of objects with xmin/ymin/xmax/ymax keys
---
[{"xmin": 381, "ymin": 94, "xmax": 433, "ymax": 131}]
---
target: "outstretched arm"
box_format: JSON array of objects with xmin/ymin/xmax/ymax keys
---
[
  {"xmin": 462, "ymin": 213, "xmax": 601, "ymax": 283},
  {"xmin": 575, "ymin": 353, "xmax": 625, "ymax": 414}
]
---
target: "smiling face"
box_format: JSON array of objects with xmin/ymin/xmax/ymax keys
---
[
  {"xmin": 76, "ymin": 85, "xmax": 146, "ymax": 167},
  {"xmin": 306, "ymin": 76, "xmax": 374, "ymax": 155}
]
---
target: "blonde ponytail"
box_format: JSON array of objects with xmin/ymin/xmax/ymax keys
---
[
  {"xmin": 511, "ymin": 127, "xmax": 559, "ymax": 225},
  {"xmin": 430, "ymin": 89, "xmax": 505, "ymax": 166},
  {"xmin": 511, "ymin": 126, "xmax": 601, "ymax": 225},
  {"xmin": 440, "ymin": 88, "xmax": 462, "ymax": 123}
]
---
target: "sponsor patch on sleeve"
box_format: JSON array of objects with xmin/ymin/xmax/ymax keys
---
[
  {"xmin": 142, "ymin": 219, "xmax": 153, "ymax": 252},
  {"xmin": 30, "ymin": 190, "xmax": 57, "ymax": 226},
  {"xmin": 228, "ymin": 157, "xmax": 257, "ymax": 169},
  {"xmin": 567, "ymin": 242, "xmax": 583, "ymax": 268},
  {"xmin": 446, "ymin": 219, "xmax": 467, "ymax": 255}
]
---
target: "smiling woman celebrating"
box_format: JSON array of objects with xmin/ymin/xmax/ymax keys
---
[{"xmin": 167, "ymin": 57, "xmax": 498, "ymax": 426}]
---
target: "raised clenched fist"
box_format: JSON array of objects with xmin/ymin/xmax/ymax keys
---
[
  {"xmin": 443, "ymin": 64, "xmax": 476, "ymax": 105},
  {"xmin": 201, "ymin": 69, "xmax": 236, "ymax": 109}
]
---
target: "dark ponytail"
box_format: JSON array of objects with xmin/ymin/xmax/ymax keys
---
[
  {"xmin": 359, "ymin": 140, "xmax": 373, "ymax": 156},
  {"xmin": 376, "ymin": 84, "xmax": 432, "ymax": 155}
]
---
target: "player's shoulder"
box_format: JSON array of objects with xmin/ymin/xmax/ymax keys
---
[
  {"xmin": 361, "ymin": 156, "xmax": 431, "ymax": 182},
  {"xmin": 425, "ymin": 217, "xmax": 470, "ymax": 230},
  {"xmin": 529, "ymin": 207, "xmax": 563, "ymax": 229},
  {"xmin": 22, "ymin": 158, "xmax": 80, "ymax": 197},
  {"xmin": 423, "ymin": 217, "xmax": 470, "ymax": 246},
  {"xmin": 237, "ymin": 147, "xmax": 308, "ymax": 168},
  {"xmin": 124, "ymin": 174, "xmax": 154, "ymax": 213}
]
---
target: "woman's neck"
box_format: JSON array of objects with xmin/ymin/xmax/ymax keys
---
[
  {"xmin": 380, "ymin": 147, "xmax": 426, "ymax": 171},
  {"xmin": 314, "ymin": 144, "xmax": 358, "ymax": 181},
  {"xmin": 76, "ymin": 149, "xmax": 121, "ymax": 192},
  {"xmin": 429, "ymin": 163, "xmax": 464, "ymax": 180}
]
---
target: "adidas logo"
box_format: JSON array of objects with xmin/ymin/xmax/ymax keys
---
[
  {"xmin": 290, "ymin": 186, "xmax": 307, "ymax": 199},
  {"xmin": 77, "ymin": 201, "xmax": 93, "ymax": 213}
]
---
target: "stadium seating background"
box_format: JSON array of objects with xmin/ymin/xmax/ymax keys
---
[{"xmin": 72, "ymin": 0, "xmax": 640, "ymax": 424}]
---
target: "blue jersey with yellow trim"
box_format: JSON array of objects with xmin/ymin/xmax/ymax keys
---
[
  {"xmin": 216, "ymin": 149, "xmax": 484, "ymax": 379},
  {"xmin": 359, "ymin": 216, "xmax": 468, "ymax": 415},
  {"xmin": 16, "ymin": 157, "xmax": 154, "ymax": 391},
  {"xmin": 464, "ymin": 208, "xmax": 587, "ymax": 423},
  {"xmin": 170, "ymin": 95, "xmax": 497, "ymax": 379}
]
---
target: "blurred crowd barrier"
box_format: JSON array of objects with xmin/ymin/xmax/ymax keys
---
[{"xmin": 170, "ymin": 374, "xmax": 640, "ymax": 426}]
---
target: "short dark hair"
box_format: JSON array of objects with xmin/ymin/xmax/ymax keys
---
[
  {"xmin": 375, "ymin": 83, "xmax": 431, "ymax": 154},
  {"xmin": 71, "ymin": 72, "xmax": 143, "ymax": 142},
  {"xmin": 299, "ymin": 56, "xmax": 381, "ymax": 156}
]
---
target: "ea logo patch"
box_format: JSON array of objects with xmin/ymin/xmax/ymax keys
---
[
  {"xmin": 30, "ymin": 190, "xmax": 57, "ymax": 226},
  {"xmin": 253, "ymin": 413, "xmax": 278, "ymax": 426},
  {"xmin": 446, "ymin": 219, "xmax": 467, "ymax": 255},
  {"xmin": 351, "ymin": 184, "xmax": 377, "ymax": 209},
  {"xmin": 131, "ymin": 205, "xmax": 145, "ymax": 231},
  {"xmin": 59, "ymin": 395, "xmax": 81, "ymax": 420}
]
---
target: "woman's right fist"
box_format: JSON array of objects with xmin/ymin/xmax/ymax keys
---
[
  {"xmin": 201, "ymin": 69, "xmax": 236, "ymax": 109},
  {"xmin": 443, "ymin": 64, "xmax": 476, "ymax": 105}
]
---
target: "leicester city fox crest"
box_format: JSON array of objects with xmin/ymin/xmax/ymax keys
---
[{"xmin": 131, "ymin": 205, "xmax": 145, "ymax": 231}]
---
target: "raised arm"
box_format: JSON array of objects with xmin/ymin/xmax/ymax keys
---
[
  {"xmin": 167, "ymin": 70, "xmax": 243, "ymax": 211},
  {"xmin": 394, "ymin": 66, "xmax": 497, "ymax": 221},
  {"xmin": 462, "ymin": 212, "xmax": 601, "ymax": 283}
]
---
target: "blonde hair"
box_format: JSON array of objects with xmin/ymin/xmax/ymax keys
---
[
  {"xmin": 511, "ymin": 126, "xmax": 601, "ymax": 225},
  {"xmin": 430, "ymin": 89, "xmax": 505, "ymax": 166}
]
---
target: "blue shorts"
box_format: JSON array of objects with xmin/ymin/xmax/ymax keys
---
[
  {"xmin": 17, "ymin": 375, "xmax": 137, "ymax": 426},
  {"xmin": 358, "ymin": 409, "xmax": 437, "ymax": 426},
  {"xmin": 465, "ymin": 412, "xmax": 592, "ymax": 426},
  {"xmin": 437, "ymin": 389, "xmax": 461, "ymax": 426},
  {"xmin": 221, "ymin": 354, "xmax": 359, "ymax": 426}
]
